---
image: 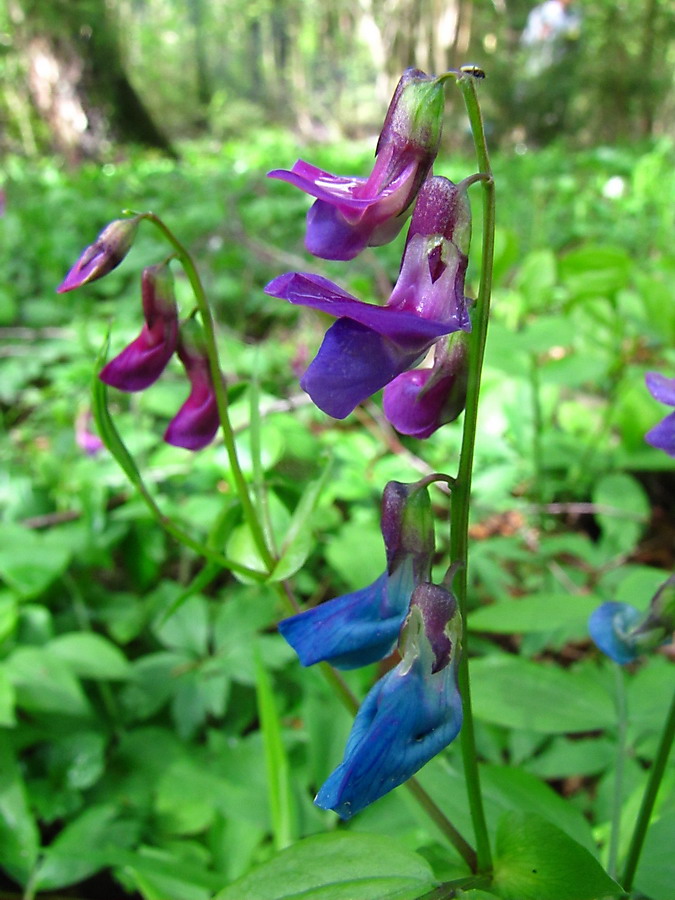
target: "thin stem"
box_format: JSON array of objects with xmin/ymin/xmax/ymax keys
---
[
  {"xmin": 141, "ymin": 212, "xmax": 274, "ymax": 572},
  {"xmin": 621, "ymin": 685, "xmax": 675, "ymax": 892},
  {"xmin": 448, "ymin": 71, "xmax": 496, "ymax": 874},
  {"xmin": 609, "ymin": 665, "xmax": 627, "ymax": 879}
]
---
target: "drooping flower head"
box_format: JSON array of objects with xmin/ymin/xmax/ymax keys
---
[
  {"xmin": 99, "ymin": 263, "xmax": 179, "ymax": 392},
  {"xmin": 57, "ymin": 217, "xmax": 140, "ymax": 293},
  {"xmin": 645, "ymin": 371, "xmax": 675, "ymax": 457},
  {"xmin": 164, "ymin": 320, "xmax": 220, "ymax": 451},
  {"xmin": 278, "ymin": 479, "xmax": 435, "ymax": 669},
  {"xmin": 589, "ymin": 575, "xmax": 675, "ymax": 664},
  {"xmin": 315, "ymin": 579, "xmax": 463, "ymax": 819},
  {"xmin": 265, "ymin": 176, "xmax": 472, "ymax": 419},
  {"xmin": 383, "ymin": 331, "xmax": 469, "ymax": 438},
  {"xmin": 268, "ymin": 69, "xmax": 446, "ymax": 260}
]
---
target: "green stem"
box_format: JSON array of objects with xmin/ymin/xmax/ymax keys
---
[
  {"xmin": 142, "ymin": 212, "xmax": 274, "ymax": 572},
  {"xmin": 609, "ymin": 665, "xmax": 627, "ymax": 878},
  {"xmin": 448, "ymin": 71, "xmax": 496, "ymax": 875},
  {"xmin": 621, "ymin": 685, "xmax": 675, "ymax": 892}
]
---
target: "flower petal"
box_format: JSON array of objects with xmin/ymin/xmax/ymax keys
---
[
  {"xmin": 589, "ymin": 601, "xmax": 642, "ymax": 664},
  {"xmin": 646, "ymin": 371, "xmax": 675, "ymax": 407},
  {"xmin": 646, "ymin": 411, "xmax": 675, "ymax": 457}
]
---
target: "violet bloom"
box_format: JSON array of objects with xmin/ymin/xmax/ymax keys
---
[
  {"xmin": 99, "ymin": 264, "xmax": 178, "ymax": 392},
  {"xmin": 278, "ymin": 480, "xmax": 434, "ymax": 669},
  {"xmin": 315, "ymin": 580, "xmax": 463, "ymax": 819},
  {"xmin": 75, "ymin": 410, "xmax": 104, "ymax": 456},
  {"xmin": 164, "ymin": 322, "xmax": 219, "ymax": 451},
  {"xmin": 645, "ymin": 371, "xmax": 675, "ymax": 457},
  {"xmin": 383, "ymin": 332, "xmax": 469, "ymax": 438},
  {"xmin": 589, "ymin": 576, "xmax": 675, "ymax": 664},
  {"xmin": 58, "ymin": 217, "xmax": 140, "ymax": 293},
  {"xmin": 268, "ymin": 69, "xmax": 445, "ymax": 260},
  {"xmin": 266, "ymin": 176, "xmax": 472, "ymax": 419}
]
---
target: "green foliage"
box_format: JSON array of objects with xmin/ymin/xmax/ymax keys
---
[{"xmin": 0, "ymin": 134, "xmax": 673, "ymax": 900}]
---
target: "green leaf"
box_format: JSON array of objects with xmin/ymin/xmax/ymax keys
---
[
  {"xmin": 214, "ymin": 832, "xmax": 437, "ymax": 900},
  {"xmin": 0, "ymin": 524, "xmax": 71, "ymax": 599},
  {"xmin": 47, "ymin": 632, "xmax": 130, "ymax": 680},
  {"xmin": 0, "ymin": 665, "xmax": 16, "ymax": 726},
  {"xmin": 593, "ymin": 473, "xmax": 649, "ymax": 557},
  {"xmin": 0, "ymin": 732, "xmax": 40, "ymax": 884},
  {"xmin": 4, "ymin": 647, "xmax": 91, "ymax": 717},
  {"xmin": 255, "ymin": 649, "xmax": 295, "ymax": 850},
  {"xmin": 635, "ymin": 811, "xmax": 675, "ymax": 900},
  {"xmin": 470, "ymin": 656, "xmax": 615, "ymax": 733},
  {"xmin": 33, "ymin": 804, "xmax": 138, "ymax": 890},
  {"xmin": 268, "ymin": 461, "xmax": 332, "ymax": 582},
  {"xmin": 469, "ymin": 594, "xmax": 600, "ymax": 635},
  {"xmin": 493, "ymin": 812, "xmax": 621, "ymax": 900}
]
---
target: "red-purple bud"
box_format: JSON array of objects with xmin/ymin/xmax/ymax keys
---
[
  {"xmin": 99, "ymin": 263, "xmax": 178, "ymax": 392},
  {"xmin": 58, "ymin": 217, "xmax": 140, "ymax": 293},
  {"xmin": 164, "ymin": 321, "xmax": 219, "ymax": 451}
]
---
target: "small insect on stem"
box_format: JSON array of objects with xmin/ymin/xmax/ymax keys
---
[{"xmin": 459, "ymin": 65, "xmax": 486, "ymax": 79}]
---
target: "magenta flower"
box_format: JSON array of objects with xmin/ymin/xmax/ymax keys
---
[
  {"xmin": 383, "ymin": 332, "xmax": 469, "ymax": 438},
  {"xmin": 265, "ymin": 176, "xmax": 472, "ymax": 418},
  {"xmin": 99, "ymin": 264, "xmax": 178, "ymax": 392},
  {"xmin": 268, "ymin": 69, "xmax": 445, "ymax": 260},
  {"xmin": 645, "ymin": 371, "xmax": 675, "ymax": 457},
  {"xmin": 57, "ymin": 217, "xmax": 140, "ymax": 293},
  {"xmin": 315, "ymin": 580, "xmax": 463, "ymax": 819},
  {"xmin": 164, "ymin": 323, "xmax": 219, "ymax": 451}
]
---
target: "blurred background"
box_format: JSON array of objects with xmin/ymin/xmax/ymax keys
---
[{"xmin": 0, "ymin": 2, "xmax": 674, "ymax": 899}]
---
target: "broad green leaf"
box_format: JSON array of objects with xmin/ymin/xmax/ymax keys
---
[
  {"xmin": 106, "ymin": 848, "xmax": 223, "ymax": 900},
  {"xmin": 0, "ymin": 524, "xmax": 71, "ymax": 599},
  {"xmin": 513, "ymin": 248, "xmax": 557, "ymax": 311},
  {"xmin": 33, "ymin": 804, "xmax": 138, "ymax": 890},
  {"xmin": 268, "ymin": 462, "xmax": 332, "ymax": 582},
  {"xmin": 593, "ymin": 473, "xmax": 649, "ymax": 557},
  {"xmin": 635, "ymin": 811, "xmax": 675, "ymax": 900},
  {"xmin": 0, "ymin": 666, "xmax": 16, "ymax": 726},
  {"xmin": 4, "ymin": 647, "xmax": 90, "ymax": 717},
  {"xmin": 469, "ymin": 594, "xmax": 600, "ymax": 635},
  {"xmin": 470, "ymin": 656, "xmax": 615, "ymax": 733},
  {"xmin": 214, "ymin": 832, "xmax": 437, "ymax": 900},
  {"xmin": 0, "ymin": 733, "xmax": 40, "ymax": 884},
  {"xmin": 0, "ymin": 591, "xmax": 18, "ymax": 643},
  {"xmin": 153, "ymin": 593, "xmax": 210, "ymax": 657},
  {"xmin": 48, "ymin": 632, "xmax": 130, "ymax": 680},
  {"xmin": 325, "ymin": 512, "xmax": 383, "ymax": 592},
  {"xmin": 493, "ymin": 812, "xmax": 621, "ymax": 900}
]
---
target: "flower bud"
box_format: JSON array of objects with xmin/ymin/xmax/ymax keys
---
[
  {"xmin": 164, "ymin": 321, "xmax": 219, "ymax": 451},
  {"xmin": 58, "ymin": 217, "xmax": 141, "ymax": 293},
  {"xmin": 99, "ymin": 263, "xmax": 178, "ymax": 392}
]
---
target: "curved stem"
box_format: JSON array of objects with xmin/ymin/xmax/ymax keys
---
[
  {"xmin": 609, "ymin": 665, "xmax": 627, "ymax": 878},
  {"xmin": 448, "ymin": 71, "xmax": 496, "ymax": 875},
  {"xmin": 621, "ymin": 685, "xmax": 675, "ymax": 892},
  {"xmin": 142, "ymin": 212, "xmax": 274, "ymax": 572}
]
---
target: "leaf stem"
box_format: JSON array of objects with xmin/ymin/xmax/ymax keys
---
[
  {"xmin": 141, "ymin": 212, "xmax": 274, "ymax": 572},
  {"xmin": 449, "ymin": 70, "xmax": 496, "ymax": 875},
  {"xmin": 609, "ymin": 664, "xmax": 627, "ymax": 878},
  {"xmin": 621, "ymin": 684, "xmax": 675, "ymax": 892}
]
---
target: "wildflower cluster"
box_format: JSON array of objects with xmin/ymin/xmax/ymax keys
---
[{"xmin": 58, "ymin": 218, "xmax": 219, "ymax": 450}]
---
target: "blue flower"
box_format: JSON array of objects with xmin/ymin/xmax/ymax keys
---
[
  {"xmin": 265, "ymin": 176, "xmax": 472, "ymax": 419},
  {"xmin": 315, "ymin": 581, "xmax": 463, "ymax": 819},
  {"xmin": 278, "ymin": 480, "xmax": 434, "ymax": 669},
  {"xmin": 589, "ymin": 578, "xmax": 675, "ymax": 664}
]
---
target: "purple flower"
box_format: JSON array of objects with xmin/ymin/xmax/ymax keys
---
[
  {"xmin": 99, "ymin": 264, "xmax": 178, "ymax": 392},
  {"xmin": 645, "ymin": 371, "xmax": 675, "ymax": 457},
  {"xmin": 58, "ymin": 217, "xmax": 140, "ymax": 293},
  {"xmin": 75, "ymin": 410, "xmax": 104, "ymax": 456},
  {"xmin": 278, "ymin": 479, "xmax": 434, "ymax": 669},
  {"xmin": 383, "ymin": 332, "xmax": 469, "ymax": 438},
  {"xmin": 589, "ymin": 576, "xmax": 675, "ymax": 664},
  {"xmin": 164, "ymin": 322, "xmax": 220, "ymax": 451},
  {"xmin": 315, "ymin": 580, "xmax": 463, "ymax": 819},
  {"xmin": 268, "ymin": 69, "xmax": 445, "ymax": 260},
  {"xmin": 265, "ymin": 177, "xmax": 472, "ymax": 419}
]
